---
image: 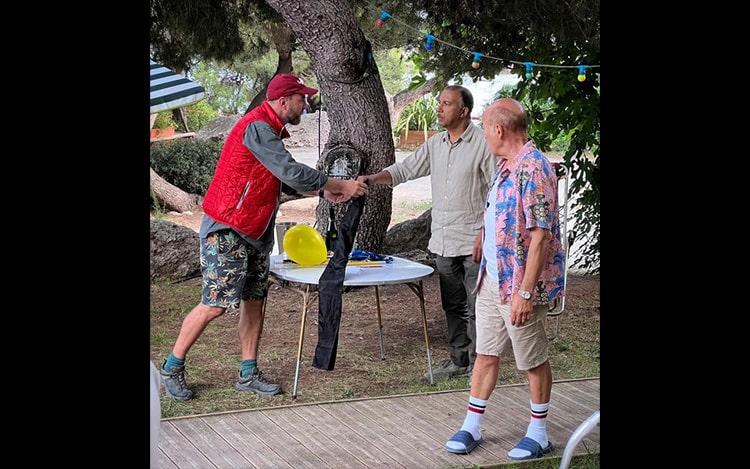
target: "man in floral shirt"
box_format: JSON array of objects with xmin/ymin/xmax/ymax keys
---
[{"xmin": 446, "ymin": 98, "xmax": 565, "ymax": 461}]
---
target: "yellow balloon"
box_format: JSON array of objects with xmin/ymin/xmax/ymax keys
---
[{"xmin": 283, "ymin": 224, "xmax": 328, "ymax": 266}]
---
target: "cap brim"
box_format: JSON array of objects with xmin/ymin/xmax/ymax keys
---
[{"xmin": 301, "ymin": 85, "xmax": 318, "ymax": 96}]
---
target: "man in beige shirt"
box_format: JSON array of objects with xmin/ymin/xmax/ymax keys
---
[{"xmin": 358, "ymin": 85, "xmax": 495, "ymax": 380}]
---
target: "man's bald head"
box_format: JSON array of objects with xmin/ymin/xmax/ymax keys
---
[{"xmin": 482, "ymin": 98, "xmax": 528, "ymax": 136}]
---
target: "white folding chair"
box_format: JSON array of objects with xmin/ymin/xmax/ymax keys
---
[{"xmin": 547, "ymin": 162, "xmax": 573, "ymax": 340}]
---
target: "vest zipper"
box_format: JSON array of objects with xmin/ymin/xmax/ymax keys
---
[{"xmin": 236, "ymin": 181, "xmax": 251, "ymax": 209}]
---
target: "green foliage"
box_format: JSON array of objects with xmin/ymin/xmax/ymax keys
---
[
  {"xmin": 153, "ymin": 112, "xmax": 179, "ymax": 129},
  {"xmin": 515, "ymin": 74, "xmax": 600, "ymax": 274},
  {"xmin": 150, "ymin": 139, "xmax": 223, "ymax": 195},
  {"xmin": 393, "ymin": 93, "xmax": 439, "ymax": 140},
  {"xmin": 488, "ymin": 84, "xmax": 571, "ymax": 154},
  {"xmin": 184, "ymin": 100, "xmax": 219, "ymax": 132},
  {"xmin": 373, "ymin": 48, "xmax": 411, "ymax": 95},
  {"xmin": 150, "ymin": 0, "xmax": 279, "ymax": 71},
  {"xmin": 190, "ymin": 48, "xmax": 313, "ymax": 115}
]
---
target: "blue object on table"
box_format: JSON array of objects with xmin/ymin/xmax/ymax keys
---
[{"xmin": 349, "ymin": 249, "xmax": 393, "ymax": 263}]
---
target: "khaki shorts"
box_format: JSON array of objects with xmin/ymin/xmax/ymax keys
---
[
  {"xmin": 474, "ymin": 278, "xmax": 549, "ymax": 370},
  {"xmin": 199, "ymin": 229, "xmax": 270, "ymax": 308}
]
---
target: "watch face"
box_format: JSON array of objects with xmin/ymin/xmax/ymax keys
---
[{"xmin": 519, "ymin": 290, "xmax": 531, "ymax": 299}]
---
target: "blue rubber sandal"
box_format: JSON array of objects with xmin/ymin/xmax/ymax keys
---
[
  {"xmin": 507, "ymin": 436, "xmax": 554, "ymax": 460},
  {"xmin": 446, "ymin": 430, "xmax": 483, "ymax": 454}
]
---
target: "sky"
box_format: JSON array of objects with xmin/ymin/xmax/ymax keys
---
[{"xmin": 457, "ymin": 72, "xmax": 521, "ymax": 120}]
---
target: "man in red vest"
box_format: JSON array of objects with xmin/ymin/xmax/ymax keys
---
[{"xmin": 160, "ymin": 74, "xmax": 369, "ymax": 400}]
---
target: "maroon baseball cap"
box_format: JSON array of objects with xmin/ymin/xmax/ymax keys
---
[{"xmin": 266, "ymin": 73, "xmax": 318, "ymax": 101}]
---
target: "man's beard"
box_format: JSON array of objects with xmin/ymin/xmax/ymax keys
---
[{"xmin": 287, "ymin": 112, "xmax": 301, "ymax": 126}]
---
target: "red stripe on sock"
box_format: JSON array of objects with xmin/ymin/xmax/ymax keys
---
[{"xmin": 468, "ymin": 405, "xmax": 485, "ymax": 414}]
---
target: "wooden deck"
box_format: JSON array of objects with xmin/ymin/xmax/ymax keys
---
[{"xmin": 158, "ymin": 377, "xmax": 599, "ymax": 468}]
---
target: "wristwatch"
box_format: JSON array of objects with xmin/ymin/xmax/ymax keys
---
[{"xmin": 518, "ymin": 290, "xmax": 532, "ymax": 300}]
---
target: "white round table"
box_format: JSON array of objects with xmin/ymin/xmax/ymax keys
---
[{"xmin": 268, "ymin": 255, "xmax": 435, "ymax": 398}]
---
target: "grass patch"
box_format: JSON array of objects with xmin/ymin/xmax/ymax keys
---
[
  {"xmin": 482, "ymin": 452, "xmax": 600, "ymax": 468},
  {"xmin": 389, "ymin": 200, "xmax": 432, "ymax": 226}
]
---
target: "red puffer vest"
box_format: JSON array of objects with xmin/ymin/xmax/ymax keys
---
[{"xmin": 202, "ymin": 101, "xmax": 290, "ymax": 239}]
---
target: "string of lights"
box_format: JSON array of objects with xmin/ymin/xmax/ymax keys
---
[{"xmin": 376, "ymin": 9, "xmax": 600, "ymax": 82}]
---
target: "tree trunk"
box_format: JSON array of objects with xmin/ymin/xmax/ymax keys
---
[
  {"xmin": 150, "ymin": 167, "xmax": 201, "ymax": 213},
  {"xmin": 265, "ymin": 0, "xmax": 394, "ymax": 252}
]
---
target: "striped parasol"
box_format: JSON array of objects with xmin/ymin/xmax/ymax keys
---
[{"xmin": 150, "ymin": 59, "xmax": 205, "ymax": 114}]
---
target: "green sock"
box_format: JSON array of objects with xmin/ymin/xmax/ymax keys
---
[
  {"xmin": 164, "ymin": 353, "xmax": 185, "ymax": 370},
  {"xmin": 240, "ymin": 359, "xmax": 257, "ymax": 378}
]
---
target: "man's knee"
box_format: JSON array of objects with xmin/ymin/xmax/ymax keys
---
[{"xmin": 191, "ymin": 303, "xmax": 227, "ymax": 322}]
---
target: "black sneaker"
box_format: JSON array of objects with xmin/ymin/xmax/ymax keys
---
[
  {"xmin": 235, "ymin": 368, "xmax": 282, "ymax": 396},
  {"xmin": 424, "ymin": 359, "xmax": 469, "ymax": 381},
  {"xmin": 160, "ymin": 361, "xmax": 193, "ymax": 401}
]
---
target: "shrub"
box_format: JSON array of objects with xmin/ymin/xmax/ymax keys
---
[
  {"xmin": 150, "ymin": 139, "xmax": 223, "ymax": 195},
  {"xmin": 153, "ymin": 111, "xmax": 179, "ymax": 129},
  {"xmin": 185, "ymin": 100, "xmax": 219, "ymax": 132},
  {"xmin": 393, "ymin": 93, "xmax": 439, "ymax": 141}
]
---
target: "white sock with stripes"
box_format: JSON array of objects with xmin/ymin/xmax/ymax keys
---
[
  {"xmin": 460, "ymin": 396, "xmax": 487, "ymax": 441},
  {"xmin": 508, "ymin": 400, "xmax": 549, "ymax": 458}
]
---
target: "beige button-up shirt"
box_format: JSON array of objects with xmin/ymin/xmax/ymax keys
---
[{"xmin": 386, "ymin": 123, "xmax": 495, "ymax": 257}]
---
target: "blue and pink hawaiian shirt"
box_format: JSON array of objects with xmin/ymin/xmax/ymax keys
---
[{"xmin": 478, "ymin": 140, "xmax": 566, "ymax": 305}]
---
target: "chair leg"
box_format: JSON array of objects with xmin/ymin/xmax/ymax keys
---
[{"xmin": 547, "ymin": 315, "xmax": 560, "ymax": 341}]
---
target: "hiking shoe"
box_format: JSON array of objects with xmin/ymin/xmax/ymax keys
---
[
  {"xmin": 160, "ymin": 361, "xmax": 193, "ymax": 401},
  {"xmin": 235, "ymin": 368, "xmax": 282, "ymax": 396},
  {"xmin": 424, "ymin": 359, "xmax": 469, "ymax": 381}
]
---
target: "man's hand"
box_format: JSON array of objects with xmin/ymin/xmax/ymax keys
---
[
  {"xmin": 357, "ymin": 171, "xmax": 391, "ymax": 186},
  {"xmin": 323, "ymin": 190, "xmax": 352, "ymax": 203},
  {"xmin": 324, "ymin": 178, "xmax": 369, "ymax": 202},
  {"xmin": 472, "ymin": 230, "xmax": 483, "ymax": 263},
  {"xmin": 509, "ymin": 294, "xmax": 534, "ymax": 326}
]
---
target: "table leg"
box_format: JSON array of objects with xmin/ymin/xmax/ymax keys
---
[
  {"xmin": 405, "ymin": 280, "xmax": 433, "ymax": 385},
  {"xmin": 292, "ymin": 284, "xmax": 314, "ymax": 399},
  {"xmin": 374, "ymin": 286, "xmax": 386, "ymax": 359}
]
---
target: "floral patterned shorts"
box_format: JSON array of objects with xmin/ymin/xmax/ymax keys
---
[{"xmin": 199, "ymin": 229, "xmax": 269, "ymax": 308}]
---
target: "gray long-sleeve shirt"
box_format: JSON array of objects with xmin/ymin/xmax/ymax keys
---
[
  {"xmin": 200, "ymin": 119, "xmax": 328, "ymax": 252},
  {"xmin": 385, "ymin": 123, "xmax": 495, "ymax": 257}
]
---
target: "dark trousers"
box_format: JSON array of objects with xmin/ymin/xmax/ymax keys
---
[
  {"xmin": 435, "ymin": 254, "xmax": 479, "ymax": 368},
  {"xmin": 312, "ymin": 196, "xmax": 366, "ymax": 370}
]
